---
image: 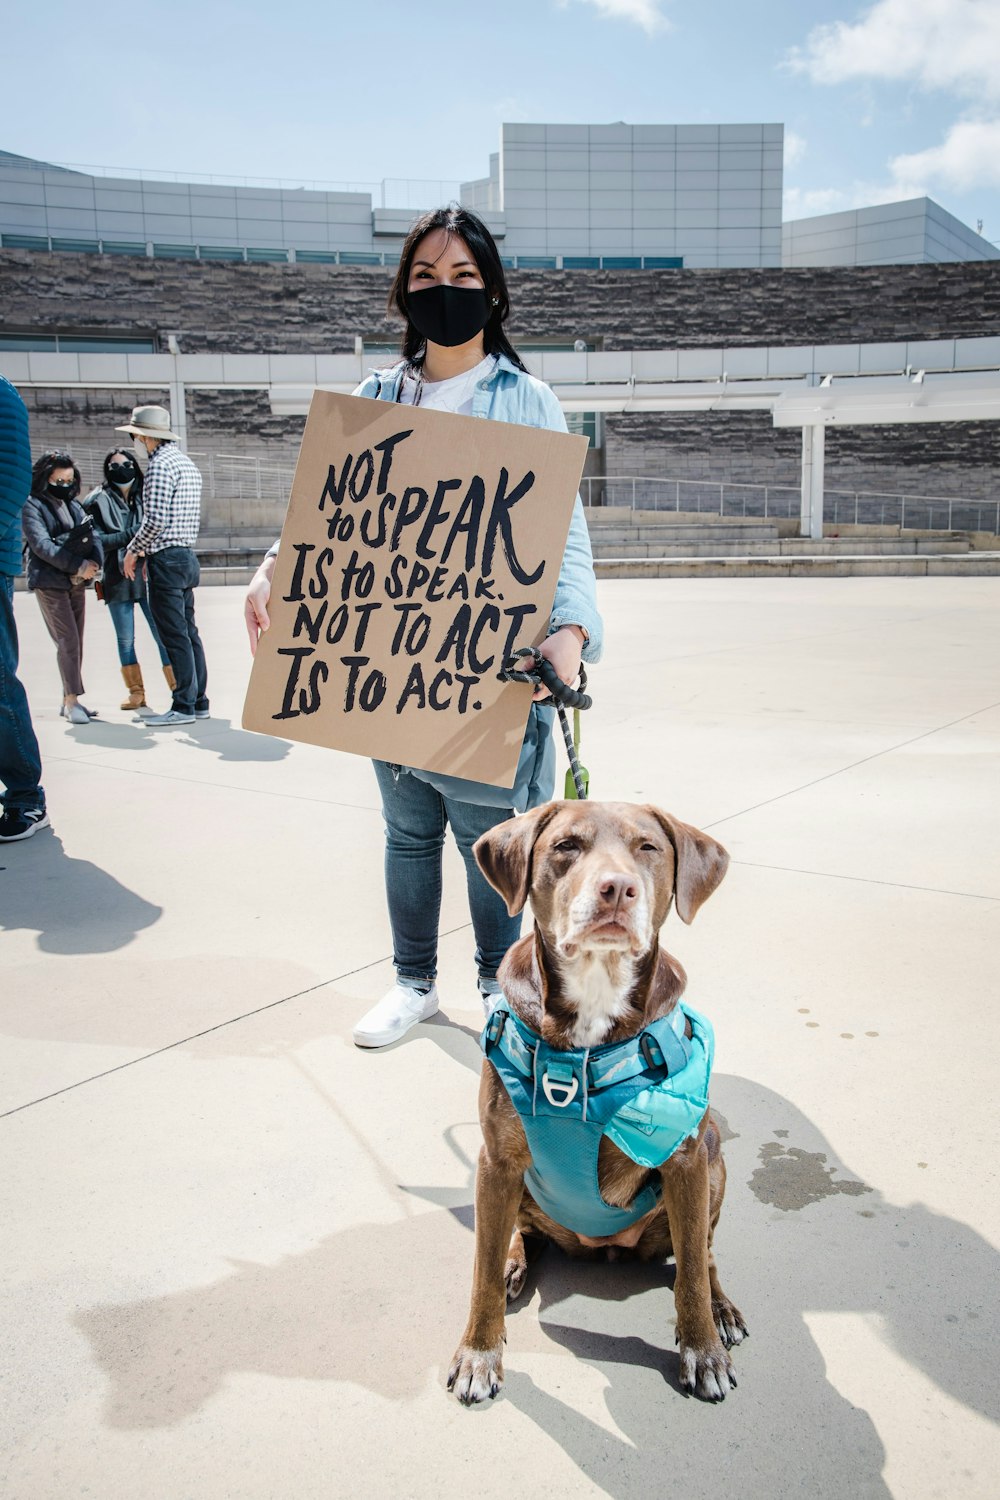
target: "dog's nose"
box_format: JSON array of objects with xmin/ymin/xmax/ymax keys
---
[{"xmin": 598, "ymin": 873, "xmax": 638, "ymax": 909}]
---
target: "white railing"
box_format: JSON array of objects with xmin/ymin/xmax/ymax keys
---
[{"xmin": 580, "ymin": 475, "xmax": 1000, "ymax": 534}]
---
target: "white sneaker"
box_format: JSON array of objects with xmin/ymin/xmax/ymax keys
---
[
  {"xmin": 480, "ymin": 987, "xmax": 502, "ymax": 1021},
  {"xmin": 353, "ymin": 981, "xmax": 439, "ymax": 1048}
]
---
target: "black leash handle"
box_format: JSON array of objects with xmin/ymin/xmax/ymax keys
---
[
  {"xmin": 502, "ymin": 646, "xmax": 592, "ymax": 799},
  {"xmin": 501, "ymin": 647, "xmax": 592, "ymax": 710}
]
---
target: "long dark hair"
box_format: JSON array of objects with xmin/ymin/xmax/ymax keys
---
[
  {"xmin": 388, "ymin": 205, "xmax": 527, "ymax": 371},
  {"xmin": 102, "ymin": 448, "xmax": 144, "ymax": 500},
  {"xmin": 31, "ymin": 450, "xmax": 81, "ymax": 501}
]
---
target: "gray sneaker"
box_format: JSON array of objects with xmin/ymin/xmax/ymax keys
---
[
  {"xmin": 144, "ymin": 708, "xmax": 195, "ymax": 726},
  {"xmin": 66, "ymin": 703, "xmax": 92, "ymax": 725}
]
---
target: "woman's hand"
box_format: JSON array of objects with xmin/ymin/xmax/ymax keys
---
[
  {"xmin": 534, "ymin": 625, "xmax": 585, "ymax": 701},
  {"xmin": 78, "ymin": 560, "xmax": 100, "ymax": 582},
  {"xmin": 245, "ymin": 557, "xmax": 276, "ymax": 656}
]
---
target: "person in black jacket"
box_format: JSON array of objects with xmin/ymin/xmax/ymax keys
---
[
  {"xmin": 83, "ymin": 449, "xmax": 172, "ymax": 714},
  {"xmin": 22, "ymin": 451, "xmax": 104, "ymax": 726}
]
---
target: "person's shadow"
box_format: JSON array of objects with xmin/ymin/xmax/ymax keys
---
[
  {"xmin": 0, "ymin": 831, "xmax": 161, "ymax": 954},
  {"xmin": 65, "ymin": 716, "xmax": 291, "ymax": 763},
  {"xmin": 70, "ymin": 1073, "xmax": 998, "ymax": 1497}
]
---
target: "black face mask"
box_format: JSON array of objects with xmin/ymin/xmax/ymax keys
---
[
  {"xmin": 47, "ymin": 481, "xmax": 77, "ymax": 501},
  {"xmin": 406, "ymin": 284, "xmax": 491, "ymax": 349},
  {"xmin": 107, "ymin": 462, "xmax": 137, "ymax": 485}
]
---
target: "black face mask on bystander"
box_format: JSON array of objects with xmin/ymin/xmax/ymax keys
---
[
  {"xmin": 107, "ymin": 462, "xmax": 137, "ymax": 485},
  {"xmin": 47, "ymin": 481, "xmax": 77, "ymax": 502}
]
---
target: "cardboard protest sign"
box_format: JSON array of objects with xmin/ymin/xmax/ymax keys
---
[{"xmin": 242, "ymin": 391, "xmax": 588, "ymax": 789}]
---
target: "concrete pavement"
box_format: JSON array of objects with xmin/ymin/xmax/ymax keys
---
[{"xmin": 2, "ymin": 577, "xmax": 998, "ymax": 1498}]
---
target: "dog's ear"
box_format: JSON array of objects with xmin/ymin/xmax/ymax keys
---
[
  {"xmin": 473, "ymin": 804, "xmax": 561, "ymax": 916},
  {"xmin": 647, "ymin": 808, "xmax": 730, "ymax": 924}
]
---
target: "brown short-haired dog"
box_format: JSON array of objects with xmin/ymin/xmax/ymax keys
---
[{"xmin": 448, "ymin": 800, "xmax": 747, "ymax": 1404}]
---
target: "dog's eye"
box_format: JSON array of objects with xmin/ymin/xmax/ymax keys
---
[
  {"xmin": 553, "ymin": 838, "xmax": 580, "ymax": 854},
  {"xmin": 640, "ymin": 842, "xmax": 659, "ymax": 852}
]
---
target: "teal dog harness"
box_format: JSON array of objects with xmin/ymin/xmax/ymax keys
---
[{"xmin": 481, "ymin": 998, "xmax": 714, "ymax": 1239}]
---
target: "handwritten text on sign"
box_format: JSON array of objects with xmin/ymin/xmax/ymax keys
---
[{"xmin": 242, "ymin": 391, "xmax": 587, "ymax": 789}]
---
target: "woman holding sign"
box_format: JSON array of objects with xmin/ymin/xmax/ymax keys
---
[{"xmin": 245, "ymin": 206, "xmax": 602, "ymax": 1048}]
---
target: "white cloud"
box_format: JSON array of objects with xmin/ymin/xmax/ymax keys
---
[
  {"xmin": 890, "ymin": 117, "xmax": 1000, "ymax": 190},
  {"xmin": 787, "ymin": 0, "xmax": 1000, "ymax": 99},
  {"xmin": 563, "ymin": 0, "xmax": 671, "ymax": 36},
  {"xmin": 784, "ymin": 131, "xmax": 807, "ymax": 168}
]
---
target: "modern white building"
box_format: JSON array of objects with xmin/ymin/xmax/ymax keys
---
[
  {"xmin": 782, "ymin": 197, "xmax": 1000, "ymax": 267},
  {"xmin": 0, "ymin": 124, "xmax": 784, "ymax": 270},
  {"xmin": 3, "ymin": 137, "xmax": 998, "ymax": 273}
]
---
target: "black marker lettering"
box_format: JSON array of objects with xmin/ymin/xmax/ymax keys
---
[
  {"xmin": 348, "ymin": 449, "xmax": 374, "ymax": 504},
  {"xmin": 284, "ymin": 543, "xmax": 315, "ymax": 603},
  {"xmin": 352, "ymin": 601, "xmax": 382, "ymax": 651},
  {"xmin": 436, "ymin": 604, "xmax": 471, "ymax": 671},
  {"xmin": 273, "ymin": 646, "xmax": 326, "ymax": 719},
  {"xmin": 390, "ymin": 485, "xmax": 429, "ymax": 551},
  {"xmin": 442, "ymin": 475, "xmax": 485, "ymax": 571},
  {"xmin": 384, "ymin": 555, "xmax": 407, "ymax": 599},
  {"xmin": 324, "ymin": 602, "xmax": 350, "ymax": 646},
  {"xmin": 319, "ymin": 457, "xmax": 352, "ymax": 512},
  {"xmin": 500, "ymin": 603, "xmax": 538, "ymax": 665},
  {"xmin": 428, "ymin": 668, "xmax": 452, "ymax": 711},
  {"xmin": 396, "ymin": 662, "xmax": 427, "ymax": 711},
  {"xmin": 292, "ymin": 598, "xmax": 328, "ymax": 644},
  {"xmin": 310, "ymin": 547, "xmax": 334, "ymax": 599},
  {"xmin": 469, "ymin": 604, "xmax": 501, "ymax": 673},
  {"xmin": 360, "ymin": 490, "xmax": 397, "ymax": 548},
  {"xmin": 455, "ymin": 673, "xmax": 480, "ymax": 713},
  {"xmin": 416, "ymin": 476, "xmax": 463, "ymax": 560},
  {"xmin": 484, "ymin": 468, "xmax": 543, "ymax": 584},
  {"xmin": 373, "ymin": 429, "xmax": 413, "ymax": 494}
]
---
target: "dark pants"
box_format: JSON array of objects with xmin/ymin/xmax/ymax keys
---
[
  {"xmin": 146, "ymin": 547, "xmax": 208, "ymax": 714},
  {"xmin": 35, "ymin": 584, "xmax": 86, "ymax": 697},
  {"xmin": 0, "ymin": 575, "xmax": 44, "ymax": 812}
]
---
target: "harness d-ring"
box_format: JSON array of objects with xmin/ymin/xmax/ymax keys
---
[{"xmin": 542, "ymin": 1069, "xmax": 579, "ymax": 1108}]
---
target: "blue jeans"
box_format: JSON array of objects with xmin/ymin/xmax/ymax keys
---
[
  {"xmin": 106, "ymin": 595, "xmax": 170, "ymax": 668},
  {"xmin": 0, "ymin": 575, "xmax": 44, "ymax": 813},
  {"xmin": 372, "ymin": 760, "xmax": 523, "ymax": 991},
  {"xmin": 146, "ymin": 547, "xmax": 208, "ymax": 715}
]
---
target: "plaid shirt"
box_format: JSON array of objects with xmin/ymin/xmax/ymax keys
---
[{"xmin": 127, "ymin": 443, "xmax": 202, "ymax": 555}]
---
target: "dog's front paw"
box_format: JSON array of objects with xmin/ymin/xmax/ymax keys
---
[
  {"xmin": 678, "ymin": 1339, "xmax": 737, "ymax": 1401},
  {"xmin": 713, "ymin": 1294, "xmax": 748, "ymax": 1349},
  {"xmin": 447, "ymin": 1341, "xmax": 505, "ymax": 1405}
]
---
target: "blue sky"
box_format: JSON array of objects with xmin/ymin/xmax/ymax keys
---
[{"xmin": 8, "ymin": 0, "xmax": 1000, "ymax": 241}]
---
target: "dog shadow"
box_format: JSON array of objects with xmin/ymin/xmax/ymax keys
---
[{"xmin": 70, "ymin": 1074, "xmax": 997, "ymax": 1498}]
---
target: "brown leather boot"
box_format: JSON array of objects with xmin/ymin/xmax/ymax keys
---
[
  {"xmin": 120, "ymin": 664, "xmax": 147, "ymax": 710},
  {"xmin": 163, "ymin": 663, "xmax": 177, "ymax": 695}
]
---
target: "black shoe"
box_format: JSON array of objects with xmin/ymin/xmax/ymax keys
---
[{"xmin": 0, "ymin": 807, "xmax": 50, "ymax": 842}]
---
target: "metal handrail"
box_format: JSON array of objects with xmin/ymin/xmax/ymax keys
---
[{"xmin": 579, "ymin": 474, "xmax": 1000, "ymax": 534}]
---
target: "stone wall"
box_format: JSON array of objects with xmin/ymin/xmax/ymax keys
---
[{"xmin": 4, "ymin": 249, "xmax": 1000, "ymax": 508}]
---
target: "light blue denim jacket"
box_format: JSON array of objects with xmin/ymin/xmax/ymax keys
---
[{"xmin": 354, "ymin": 354, "xmax": 603, "ymax": 661}]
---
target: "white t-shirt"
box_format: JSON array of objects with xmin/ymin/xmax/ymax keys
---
[{"xmin": 398, "ymin": 355, "xmax": 497, "ymax": 415}]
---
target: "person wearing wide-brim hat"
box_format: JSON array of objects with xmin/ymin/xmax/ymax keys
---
[{"xmin": 117, "ymin": 404, "xmax": 209, "ymax": 727}]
